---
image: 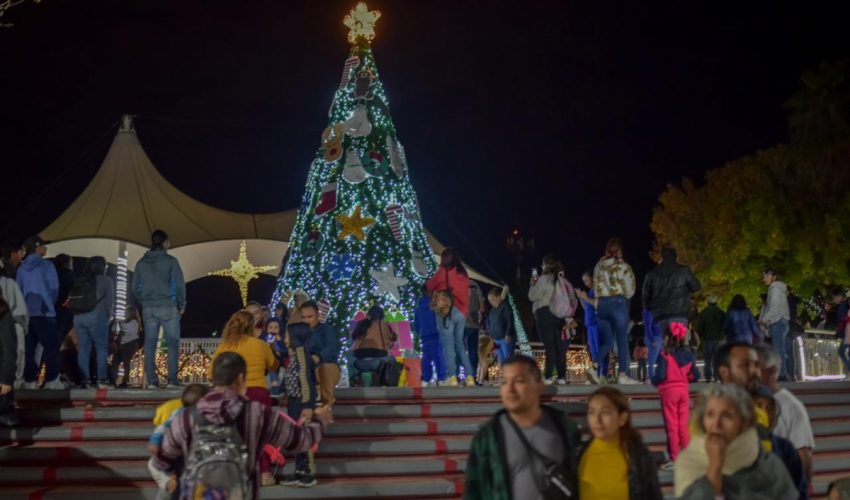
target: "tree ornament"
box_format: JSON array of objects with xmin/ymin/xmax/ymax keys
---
[
  {"xmin": 385, "ymin": 203, "xmax": 404, "ymax": 241},
  {"xmin": 344, "ymin": 103, "xmax": 372, "ymax": 137},
  {"xmin": 339, "ymin": 55, "xmax": 361, "ymax": 89},
  {"xmin": 386, "ymin": 136, "xmax": 407, "ymax": 178},
  {"xmin": 369, "ymin": 264, "xmax": 409, "ymax": 303},
  {"xmin": 314, "ymin": 182, "xmax": 338, "ymax": 216},
  {"xmin": 317, "ymin": 298, "xmax": 332, "ymax": 324},
  {"xmin": 322, "ymin": 123, "xmax": 345, "ymax": 162},
  {"xmin": 208, "ymin": 241, "xmax": 277, "ymax": 306},
  {"xmin": 342, "ymin": 148, "xmax": 368, "ymax": 184},
  {"xmin": 352, "ymin": 69, "xmax": 376, "ymax": 101},
  {"xmin": 300, "ymin": 229, "xmax": 324, "ymax": 256},
  {"xmin": 336, "ymin": 205, "xmax": 376, "ymax": 241},
  {"xmin": 327, "ymin": 253, "xmax": 356, "ymax": 281},
  {"xmin": 343, "ymin": 2, "xmax": 381, "ymax": 45},
  {"xmin": 411, "ymin": 250, "xmax": 428, "ymax": 277},
  {"xmin": 363, "ymin": 150, "xmax": 390, "ymax": 177}
]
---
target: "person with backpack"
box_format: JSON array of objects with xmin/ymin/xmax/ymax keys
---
[
  {"xmin": 651, "ymin": 322, "xmax": 700, "ymax": 470},
  {"xmin": 153, "ymin": 352, "xmax": 329, "ymax": 499},
  {"xmin": 132, "ymin": 230, "xmax": 186, "ymax": 389},
  {"xmin": 577, "ymin": 238, "xmax": 640, "ymax": 385},
  {"xmin": 17, "ymin": 235, "xmax": 62, "ymax": 390},
  {"xmin": 426, "ymin": 248, "xmax": 473, "ymax": 385},
  {"xmin": 528, "ymin": 255, "xmax": 575, "ymax": 385},
  {"xmin": 71, "ymin": 256, "xmax": 114, "ymax": 389},
  {"xmin": 414, "ymin": 285, "xmax": 444, "ymax": 386}
]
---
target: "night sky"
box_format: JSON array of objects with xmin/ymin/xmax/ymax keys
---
[{"xmin": 3, "ymin": 1, "xmax": 850, "ymax": 290}]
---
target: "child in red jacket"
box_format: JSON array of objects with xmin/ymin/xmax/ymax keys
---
[{"xmin": 651, "ymin": 322, "xmax": 700, "ymax": 468}]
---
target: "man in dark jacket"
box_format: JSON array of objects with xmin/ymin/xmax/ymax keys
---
[
  {"xmin": 132, "ymin": 230, "xmax": 186, "ymax": 389},
  {"xmin": 303, "ymin": 301, "xmax": 340, "ymax": 409},
  {"xmin": 642, "ymin": 247, "xmax": 701, "ymax": 341},
  {"xmin": 694, "ymin": 295, "xmax": 725, "ymax": 382},
  {"xmin": 464, "ymin": 355, "xmax": 581, "ymax": 500}
]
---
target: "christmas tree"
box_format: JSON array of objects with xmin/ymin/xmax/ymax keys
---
[{"xmin": 272, "ymin": 3, "xmax": 437, "ymax": 359}]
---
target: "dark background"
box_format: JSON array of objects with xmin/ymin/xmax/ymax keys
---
[{"xmin": 2, "ymin": 1, "xmax": 849, "ymax": 334}]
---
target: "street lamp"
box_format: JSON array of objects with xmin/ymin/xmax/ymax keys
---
[{"xmin": 506, "ymin": 228, "xmax": 535, "ymax": 286}]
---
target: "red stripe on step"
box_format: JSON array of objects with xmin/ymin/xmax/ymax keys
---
[
  {"xmin": 411, "ymin": 387, "xmax": 423, "ymax": 399},
  {"xmin": 434, "ymin": 439, "xmax": 447, "ymax": 453},
  {"xmin": 420, "ymin": 403, "xmax": 431, "ymax": 418},
  {"xmin": 95, "ymin": 388, "xmax": 108, "ymax": 401},
  {"xmin": 27, "ymin": 488, "xmax": 52, "ymax": 500},
  {"xmin": 83, "ymin": 408, "xmax": 95, "ymax": 421},
  {"xmin": 426, "ymin": 421, "xmax": 438, "ymax": 435},
  {"xmin": 69, "ymin": 426, "xmax": 84, "ymax": 441},
  {"xmin": 452, "ymin": 477, "xmax": 466, "ymax": 495},
  {"xmin": 42, "ymin": 467, "xmax": 57, "ymax": 485},
  {"xmin": 56, "ymin": 448, "xmax": 71, "ymax": 460},
  {"xmin": 444, "ymin": 458, "xmax": 458, "ymax": 473}
]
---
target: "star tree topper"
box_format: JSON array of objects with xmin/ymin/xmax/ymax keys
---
[
  {"xmin": 370, "ymin": 264, "xmax": 409, "ymax": 303},
  {"xmin": 343, "ymin": 2, "xmax": 381, "ymax": 44},
  {"xmin": 209, "ymin": 241, "xmax": 277, "ymax": 306},
  {"xmin": 337, "ymin": 205, "xmax": 376, "ymax": 240}
]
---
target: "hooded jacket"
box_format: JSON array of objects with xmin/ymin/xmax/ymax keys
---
[
  {"xmin": 308, "ymin": 323, "xmax": 340, "ymax": 366},
  {"xmin": 131, "ymin": 248, "xmax": 186, "ymax": 310},
  {"xmin": 762, "ymin": 280, "xmax": 790, "ymax": 326},
  {"xmin": 16, "ymin": 254, "xmax": 59, "ymax": 317},
  {"xmin": 153, "ymin": 389, "xmax": 324, "ymax": 499},
  {"xmin": 642, "ymin": 257, "xmax": 701, "ymax": 321},
  {"xmin": 0, "ymin": 276, "xmax": 28, "ymax": 334},
  {"xmin": 283, "ymin": 322, "xmax": 317, "ymax": 408},
  {"xmin": 413, "ymin": 295, "xmax": 439, "ymax": 341}
]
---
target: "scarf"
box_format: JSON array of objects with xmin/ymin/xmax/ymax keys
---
[{"xmin": 674, "ymin": 427, "xmax": 759, "ymax": 497}]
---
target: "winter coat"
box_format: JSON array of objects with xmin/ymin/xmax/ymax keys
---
[
  {"xmin": 427, "ymin": 267, "xmax": 471, "ymax": 317},
  {"xmin": 131, "ymin": 249, "xmax": 186, "ymax": 310},
  {"xmin": 642, "ymin": 261, "xmax": 701, "ymax": 321},
  {"xmin": 308, "ymin": 323, "xmax": 340, "ymax": 366},
  {"xmin": 0, "ymin": 311, "xmax": 17, "ymax": 385},
  {"xmin": 413, "ymin": 295, "xmax": 439, "ymax": 341},
  {"xmin": 695, "ymin": 304, "xmax": 725, "ymax": 341},
  {"xmin": 152, "ymin": 388, "xmax": 325, "ymax": 500},
  {"xmin": 651, "ymin": 347, "xmax": 700, "ymax": 389},
  {"xmin": 577, "ymin": 437, "xmax": 664, "ymax": 500},
  {"xmin": 487, "ymin": 302, "xmax": 514, "ymax": 341},
  {"xmin": 16, "ymin": 254, "xmax": 59, "ymax": 317},
  {"xmin": 593, "ymin": 257, "xmax": 636, "ymax": 299},
  {"xmin": 463, "ymin": 405, "xmax": 581, "ymax": 500},
  {"xmin": 762, "ymin": 280, "xmax": 790, "ymax": 326},
  {"xmin": 0, "ymin": 276, "xmax": 28, "ymax": 335},
  {"xmin": 283, "ymin": 322, "xmax": 317, "ymax": 408},
  {"xmin": 724, "ymin": 309, "xmax": 760, "ymax": 344}
]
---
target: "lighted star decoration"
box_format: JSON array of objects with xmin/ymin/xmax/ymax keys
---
[
  {"xmin": 369, "ymin": 265, "xmax": 409, "ymax": 303},
  {"xmin": 337, "ymin": 205, "xmax": 376, "ymax": 240},
  {"xmin": 343, "ymin": 2, "xmax": 381, "ymax": 44},
  {"xmin": 208, "ymin": 241, "xmax": 277, "ymax": 305}
]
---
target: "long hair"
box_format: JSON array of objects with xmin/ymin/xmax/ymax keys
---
[
  {"xmin": 440, "ymin": 247, "xmax": 468, "ymax": 276},
  {"xmin": 221, "ymin": 310, "xmax": 255, "ymax": 345},
  {"xmin": 729, "ymin": 294, "xmax": 748, "ymax": 311},
  {"xmin": 352, "ymin": 305, "xmax": 385, "ymax": 341},
  {"xmin": 541, "ymin": 254, "xmax": 563, "ymax": 279},
  {"xmin": 588, "ymin": 387, "xmax": 644, "ymax": 462},
  {"xmin": 603, "ymin": 238, "xmax": 624, "ymax": 260}
]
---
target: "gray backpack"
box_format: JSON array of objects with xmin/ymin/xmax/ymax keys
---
[{"xmin": 180, "ymin": 408, "xmax": 252, "ymax": 500}]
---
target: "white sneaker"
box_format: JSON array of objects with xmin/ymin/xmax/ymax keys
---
[
  {"xmin": 543, "ymin": 377, "xmax": 555, "ymax": 386},
  {"xmin": 22, "ymin": 381, "xmax": 38, "ymax": 390},
  {"xmin": 421, "ymin": 381, "xmax": 430, "ymax": 388},
  {"xmin": 556, "ymin": 378, "xmax": 567, "ymax": 385},
  {"xmin": 585, "ymin": 369, "xmax": 601, "ymax": 385},
  {"xmin": 617, "ymin": 373, "xmax": 640, "ymax": 385},
  {"xmin": 660, "ymin": 460, "xmax": 675, "ymax": 471},
  {"xmin": 43, "ymin": 378, "xmax": 67, "ymax": 390}
]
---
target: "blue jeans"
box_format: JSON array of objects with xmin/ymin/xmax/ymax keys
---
[
  {"xmin": 421, "ymin": 337, "xmax": 445, "ymax": 382},
  {"xmin": 494, "ymin": 338, "xmax": 515, "ymax": 365},
  {"xmin": 586, "ymin": 323, "xmax": 599, "ymax": 362},
  {"xmin": 597, "ymin": 296, "xmax": 630, "ymax": 377},
  {"xmin": 839, "ymin": 343, "xmax": 850, "ymax": 373},
  {"xmin": 24, "ymin": 317, "xmax": 60, "ymax": 383},
  {"xmin": 436, "ymin": 307, "xmax": 473, "ymax": 380},
  {"xmin": 353, "ymin": 356, "xmax": 391, "ymax": 374},
  {"xmin": 74, "ymin": 313, "xmax": 109, "ymax": 382},
  {"xmin": 769, "ymin": 319, "xmax": 790, "ymax": 379},
  {"xmin": 142, "ymin": 305, "xmax": 181, "ymax": 385}
]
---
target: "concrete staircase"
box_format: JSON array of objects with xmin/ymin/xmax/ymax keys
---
[{"xmin": 1, "ymin": 382, "xmax": 849, "ymax": 499}]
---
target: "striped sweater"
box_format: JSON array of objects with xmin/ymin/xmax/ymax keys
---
[{"xmin": 152, "ymin": 389, "xmax": 324, "ymax": 498}]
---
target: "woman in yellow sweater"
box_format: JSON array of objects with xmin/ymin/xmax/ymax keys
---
[
  {"xmin": 209, "ymin": 310, "xmax": 278, "ymax": 406},
  {"xmin": 578, "ymin": 387, "xmax": 663, "ymax": 500}
]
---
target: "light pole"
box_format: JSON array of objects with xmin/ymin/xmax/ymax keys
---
[{"xmin": 505, "ymin": 228, "xmax": 535, "ymax": 287}]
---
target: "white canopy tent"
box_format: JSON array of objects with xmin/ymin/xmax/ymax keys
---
[{"xmin": 42, "ymin": 115, "xmax": 498, "ymax": 286}]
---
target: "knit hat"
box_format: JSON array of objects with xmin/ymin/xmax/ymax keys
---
[{"xmin": 708, "ymin": 295, "xmax": 719, "ymax": 305}]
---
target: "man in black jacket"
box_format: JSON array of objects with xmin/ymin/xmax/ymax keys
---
[{"xmin": 642, "ymin": 247, "xmax": 701, "ymax": 342}]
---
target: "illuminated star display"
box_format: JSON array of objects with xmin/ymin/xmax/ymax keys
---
[
  {"xmin": 343, "ymin": 2, "xmax": 381, "ymax": 44},
  {"xmin": 336, "ymin": 205, "xmax": 376, "ymax": 240},
  {"xmin": 209, "ymin": 241, "xmax": 277, "ymax": 305}
]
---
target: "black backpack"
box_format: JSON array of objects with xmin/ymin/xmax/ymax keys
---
[{"xmin": 67, "ymin": 275, "xmax": 100, "ymax": 314}]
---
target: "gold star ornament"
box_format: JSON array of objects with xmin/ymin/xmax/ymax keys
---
[
  {"xmin": 337, "ymin": 205, "xmax": 376, "ymax": 240},
  {"xmin": 209, "ymin": 241, "xmax": 277, "ymax": 306},
  {"xmin": 343, "ymin": 2, "xmax": 381, "ymax": 44}
]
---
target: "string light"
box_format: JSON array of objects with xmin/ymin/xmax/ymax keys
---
[{"xmin": 209, "ymin": 241, "xmax": 277, "ymax": 306}]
